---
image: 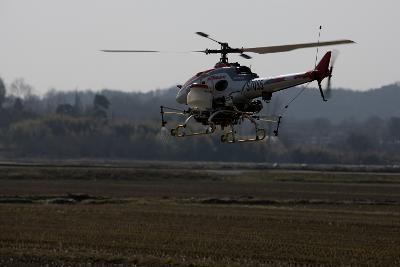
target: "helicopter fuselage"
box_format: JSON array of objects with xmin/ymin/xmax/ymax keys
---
[
  {"xmin": 176, "ymin": 62, "xmax": 317, "ymax": 113},
  {"xmin": 102, "ymin": 30, "xmax": 352, "ymax": 143},
  {"xmin": 173, "ymin": 51, "xmax": 332, "ymax": 131},
  {"xmin": 177, "ymin": 62, "xmax": 256, "ymax": 106}
]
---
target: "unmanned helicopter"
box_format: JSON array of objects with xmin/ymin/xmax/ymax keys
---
[{"xmin": 102, "ymin": 32, "xmax": 354, "ymax": 143}]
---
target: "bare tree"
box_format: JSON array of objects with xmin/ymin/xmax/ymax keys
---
[
  {"xmin": 9, "ymin": 78, "xmax": 33, "ymax": 99},
  {"xmin": 0, "ymin": 77, "xmax": 6, "ymax": 108},
  {"xmin": 93, "ymin": 94, "xmax": 111, "ymax": 118}
]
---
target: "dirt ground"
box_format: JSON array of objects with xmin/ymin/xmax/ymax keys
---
[{"xmin": 0, "ymin": 164, "xmax": 399, "ymax": 266}]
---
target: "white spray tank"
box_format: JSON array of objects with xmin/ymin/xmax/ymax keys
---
[{"xmin": 187, "ymin": 83, "xmax": 213, "ymax": 110}]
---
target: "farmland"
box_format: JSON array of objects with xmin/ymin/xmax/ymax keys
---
[{"xmin": 0, "ymin": 162, "xmax": 400, "ymax": 266}]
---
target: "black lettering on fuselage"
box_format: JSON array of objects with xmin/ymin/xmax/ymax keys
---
[{"xmin": 242, "ymin": 80, "xmax": 265, "ymax": 93}]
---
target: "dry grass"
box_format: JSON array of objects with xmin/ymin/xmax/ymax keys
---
[{"xmin": 0, "ymin": 165, "xmax": 400, "ymax": 266}]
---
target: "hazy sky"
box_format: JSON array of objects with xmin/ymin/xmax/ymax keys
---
[{"xmin": 1, "ymin": 0, "xmax": 399, "ymax": 94}]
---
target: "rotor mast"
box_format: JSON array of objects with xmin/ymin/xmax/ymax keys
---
[
  {"xmin": 196, "ymin": 32, "xmax": 247, "ymax": 63},
  {"xmin": 204, "ymin": 43, "xmax": 243, "ymax": 63}
]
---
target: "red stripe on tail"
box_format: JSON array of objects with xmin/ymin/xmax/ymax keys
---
[{"xmin": 315, "ymin": 51, "xmax": 331, "ymax": 81}]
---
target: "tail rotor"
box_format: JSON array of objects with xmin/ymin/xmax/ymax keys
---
[{"xmin": 325, "ymin": 49, "xmax": 339, "ymax": 99}]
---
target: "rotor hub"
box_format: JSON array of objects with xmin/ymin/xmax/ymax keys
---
[{"xmin": 203, "ymin": 43, "xmax": 243, "ymax": 63}]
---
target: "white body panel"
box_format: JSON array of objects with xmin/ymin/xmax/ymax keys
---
[
  {"xmin": 237, "ymin": 72, "xmax": 313, "ymax": 101},
  {"xmin": 187, "ymin": 86, "xmax": 213, "ymax": 109},
  {"xmin": 176, "ymin": 64, "xmax": 321, "ymax": 108},
  {"xmin": 176, "ymin": 66, "xmax": 250, "ymax": 105}
]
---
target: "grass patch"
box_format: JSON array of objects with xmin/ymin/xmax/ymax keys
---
[{"xmin": 229, "ymin": 170, "xmax": 400, "ymax": 184}]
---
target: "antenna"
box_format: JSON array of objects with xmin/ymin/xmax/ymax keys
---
[{"xmin": 314, "ymin": 25, "xmax": 322, "ymax": 68}]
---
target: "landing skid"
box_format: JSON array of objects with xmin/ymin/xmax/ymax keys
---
[
  {"xmin": 160, "ymin": 106, "xmax": 282, "ymax": 143},
  {"xmin": 171, "ymin": 125, "xmax": 215, "ymax": 137},
  {"xmin": 220, "ymin": 115, "xmax": 267, "ymax": 143},
  {"xmin": 171, "ymin": 116, "xmax": 216, "ymax": 137},
  {"xmin": 221, "ymin": 128, "xmax": 266, "ymax": 143},
  {"xmin": 161, "ymin": 107, "xmax": 215, "ymax": 137}
]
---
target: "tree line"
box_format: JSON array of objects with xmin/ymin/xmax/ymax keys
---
[{"xmin": 0, "ymin": 77, "xmax": 400, "ymax": 164}]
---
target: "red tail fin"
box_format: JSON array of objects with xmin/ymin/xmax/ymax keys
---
[{"xmin": 315, "ymin": 51, "xmax": 331, "ymax": 81}]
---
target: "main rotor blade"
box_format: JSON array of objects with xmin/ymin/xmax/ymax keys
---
[
  {"xmin": 101, "ymin": 50, "xmax": 195, "ymax": 54},
  {"xmin": 195, "ymin": 32, "xmax": 222, "ymax": 45},
  {"xmin": 101, "ymin": 50, "xmax": 160, "ymax": 53},
  {"xmin": 242, "ymin": 40, "xmax": 355, "ymax": 54},
  {"xmin": 240, "ymin": 53, "xmax": 252, "ymax": 59},
  {"xmin": 196, "ymin": 32, "xmax": 209, "ymax": 38}
]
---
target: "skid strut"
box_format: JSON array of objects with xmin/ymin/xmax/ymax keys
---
[
  {"xmin": 221, "ymin": 128, "xmax": 266, "ymax": 143},
  {"xmin": 273, "ymin": 116, "xmax": 282, "ymax": 136},
  {"xmin": 160, "ymin": 106, "xmax": 216, "ymax": 138},
  {"xmin": 160, "ymin": 106, "xmax": 167, "ymax": 127},
  {"xmin": 170, "ymin": 115, "xmax": 216, "ymax": 137}
]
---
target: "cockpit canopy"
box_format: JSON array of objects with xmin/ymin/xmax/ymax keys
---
[{"xmin": 236, "ymin": 65, "xmax": 252, "ymax": 74}]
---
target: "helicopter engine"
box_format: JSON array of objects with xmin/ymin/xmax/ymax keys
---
[{"xmin": 242, "ymin": 100, "xmax": 263, "ymax": 113}]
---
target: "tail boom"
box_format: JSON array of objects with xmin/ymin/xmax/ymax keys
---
[
  {"xmin": 237, "ymin": 51, "xmax": 332, "ymax": 101},
  {"xmin": 239, "ymin": 72, "xmax": 314, "ymax": 100}
]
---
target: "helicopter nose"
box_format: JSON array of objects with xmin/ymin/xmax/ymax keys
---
[{"xmin": 176, "ymin": 87, "xmax": 187, "ymax": 104}]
